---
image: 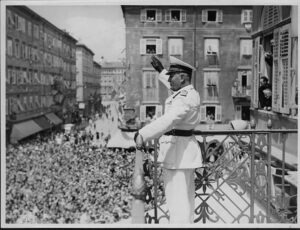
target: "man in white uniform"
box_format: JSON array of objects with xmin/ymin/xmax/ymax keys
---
[{"xmin": 135, "ymin": 56, "xmax": 202, "ymax": 224}]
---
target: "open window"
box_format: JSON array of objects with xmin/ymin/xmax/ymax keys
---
[
  {"xmin": 203, "ymin": 71, "xmax": 219, "ymax": 102},
  {"xmin": 141, "ymin": 9, "xmax": 162, "ymax": 22},
  {"xmin": 140, "ymin": 38, "xmax": 162, "ymax": 55},
  {"xmin": 165, "ymin": 9, "xmax": 187, "ymax": 22},
  {"xmin": 202, "ymin": 9, "xmax": 223, "ymax": 23},
  {"xmin": 200, "ymin": 105, "xmax": 222, "ymax": 122},
  {"xmin": 204, "ymin": 38, "xmax": 219, "ymax": 65}
]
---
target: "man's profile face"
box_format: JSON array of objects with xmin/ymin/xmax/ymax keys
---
[{"xmin": 168, "ymin": 72, "xmax": 182, "ymax": 91}]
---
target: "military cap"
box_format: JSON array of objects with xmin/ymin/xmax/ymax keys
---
[{"xmin": 166, "ymin": 56, "xmax": 196, "ymax": 75}]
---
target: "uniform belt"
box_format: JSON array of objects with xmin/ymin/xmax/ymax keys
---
[{"xmin": 164, "ymin": 129, "xmax": 194, "ymax": 136}]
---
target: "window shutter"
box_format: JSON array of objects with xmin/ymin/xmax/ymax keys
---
[
  {"xmin": 272, "ymin": 28, "xmax": 281, "ymax": 112},
  {"xmin": 140, "ymin": 9, "xmax": 146, "ymax": 22},
  {"xmin": 156, "ymin": 9, "xmax": 162, "ymax": 22},
  {"xmin": 181, "ymin": 10, "xmax": 186, "ymax": 22},
  {"xmin": 216, "ymin": 105, "xmax": 222, "ymax": 121},
  {"xmin": 241, "ymin": 10, "xmax": 245, "ymax": 24},
  {"xmin": 217, "ymin": 10, "xmax": 223, "ymax": 23},
  {"xmin": 140, "ymin": 105, "xmax": 146, "ymax": 122},
  {"xmin": 156, "ymin": 105, "xmax": 163, "ymax": 117},
  {"xmin": 165, "ymin": 10, "xmax": 171, "ymax": 22},
  {"xmin": 140, "ymin": 39, "xmax": 146, "ymax": 55},
  {"xmin": 279, "ymin": 25, "xmax": 290, "ymax": 114},
  {"xmin": 200, "ymin": 106, "xmax": 206, "ymax": 121},
  {"xmin": 247, "ymin": 71, "xmax": 252, "ymax": 87},
  {"xmin": 252, "ymin": 37, "xmax": 260, "ymax": 108},
  {"xmin": 156, "ymin": 39, "xmax": 162, "ymax": 55},
  {"xmin": 202, "ymin": 10, "xmax": 207, "ymax": 22}
]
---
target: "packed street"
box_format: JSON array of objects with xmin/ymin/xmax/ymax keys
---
[{"xmin": 5, "ymin": 101, "xmax": 136, "ymax": 224}]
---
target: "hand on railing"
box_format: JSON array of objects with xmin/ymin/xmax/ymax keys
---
[{"xmin": 134, "ymin": 132, "xmax": 145, "ymax": 151}]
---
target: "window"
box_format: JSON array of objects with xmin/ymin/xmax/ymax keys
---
[
  {"xmin": 27, "ymin": 21, "xmax": 32, "ymax": 37},
  {"xmin": 204, "ymin": 38, "xmax": 219, "ymax": 65},
  {"xmin": 139, "ymin": 105, "xmax": 163, "ymax": 122},
  {"xmin": 21, "ymin": 42, "xmax": 26, "ymax": 59},
  {"xmin": 168, "ymin": 38, "xmax": 183, "ymax": 56},
  {"xmin": 140, "ymin": 38, "xmax": 162, "ymax": 55},
  {"xmin": 23, "ymin": 96, "xmax": 28, "ymax": 111},
  {"xmin": 240, "ymin": 39, "xmax": 252, "ymax": 57},
  {"xmin": 202, "ymin": 9, "xmax": 223, "ymax": 23},
  {"xmin": 290, "ymin": 37, "xmax": 298, "ymax": 116},
  {"xmin": 33, "ymin": 47, "xmax": 39, "ymax": 62},
  {"xmin": 22, "ymin": 69, "xmax": 27, "ymax": 84},
  {"xmin": 165, "ymin": 9, "xmax": 186, "ymax": 22},
  {"xmin": 11, "ymin": 69, "xmax": 16, "ymax": 84},
  {"xmin": 29, "ymin": 96, "xmax": 34, "ymax": 110},
  {"xmin": 200, "ymin": 105, "xmax": 222, "ymax": 122},
  {"xmin": 28, "ymin": 70, "xmax": 33, "ymax": 84},
  {"xmin": 7, "ymin": 38, "xmax": 13, "ymax": 56},
  {"xmin": 15, "ymin": 16, "xmax": 26, "ymax": 33},
  {"xmin": 140, "ymin": 9, "xmax": 162, "ymax": 22},
  {"xmin": 241, "ymin": 10, "xmax": 253, "ymax": 24},
  {"xmin": 235, "ymin": 70, "xmax": 251, "ymax": 96},
  {"xmin": 6, "ymin": 67, "xmax": 12, "ymax": 84},
  {"xmin": 14, "ymin": 40, "xmax": 20, "ymax": 58},
  {"xmin": 7, "ymin": 9, "xmax": 15, "ymax": 28},
  {"xmin": 262, "ymin": 6, "xmax": 280, "ymax": 30},
  {"xmin": 204, "ymin": 71, "xmax": 219, "ymax": 102},
  {"xmin": 252, "ymin": 24, "xmax": 292, "ymax": 114},
  {"xmin": 33, "ymin": 24, "xmax": 39, "ymax": 39},
  {"xmin": 142, "ymin": 70, "xmax": 159, "ymax": 102}
]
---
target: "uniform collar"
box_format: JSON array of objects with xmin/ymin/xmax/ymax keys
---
[{"xmin": 171, "ymin": 84, "xmax": 193, "ymax": 97}]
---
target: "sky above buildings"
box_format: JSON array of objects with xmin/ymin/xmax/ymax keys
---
[{"xmin": 28, "ymin": 5, "xmax": 126, "ymax": 62}]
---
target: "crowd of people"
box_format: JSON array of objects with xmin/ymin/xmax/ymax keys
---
[{"xmin": 6, "ymin": 111, "xmax": 138, "ymax": 224}]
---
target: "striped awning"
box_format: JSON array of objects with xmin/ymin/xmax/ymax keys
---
[
  {"xmin": 33, "ymin": 116, "xmax": 52, "ymax": 130},
  {"xmin": 10, "ymin": 120, "xmax": 43, "ymax": 142},
  {"xmin": 45, "ymin": 113, "xmax": 63, "ymax": 125}
]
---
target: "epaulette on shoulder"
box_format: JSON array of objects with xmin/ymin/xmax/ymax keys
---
[
  {"xmin": 173, "ymin": 89, "xmax": 188, "ymax": 99},
  {"xmin": 180, "ymin": 90, "xmax": 188, "ymax": 96}
]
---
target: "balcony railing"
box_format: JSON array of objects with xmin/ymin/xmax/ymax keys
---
[
  {"xmin": 232, "ymin": 86, "xmax": 251, "ymax": 98},
  {"xmin": 131, "ymin": 123, "xmax": 298, "ymax": 224}
]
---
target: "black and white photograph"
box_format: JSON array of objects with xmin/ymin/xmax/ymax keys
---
[{"xmin": 1, "ymin": 0, "xmax": 299, "ymax": 228}]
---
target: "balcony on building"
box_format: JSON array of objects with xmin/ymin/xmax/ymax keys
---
[{"xmin": 232, "ymin": 82, "xmax": 251, "ymax": 99}]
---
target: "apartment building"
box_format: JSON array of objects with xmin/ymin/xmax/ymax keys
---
[
  {"xmin": 6, "ymin": 6, "xmax": 77, "ymax": 143},
  {"xmin": 100, "ymin": 61, "xmax": 126, "ymax": 101},
  {"xmin": 251, "ymin": 5, "xmax": 298, "ymax": 154},
  {"xmin": 121, "ymin": 5, "xmax": 253, "ymax": 124}
]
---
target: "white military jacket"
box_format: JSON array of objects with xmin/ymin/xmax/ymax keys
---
[{"xmin": 139, "ymin": 70, "xmax": 202, "ymax": 169}]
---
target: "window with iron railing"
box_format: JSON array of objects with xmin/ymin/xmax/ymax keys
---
[
  {"xmin": 204, "ymin": 71, "xmax": 219, "ymax": 102},
  {"xmin": 204, "ymin": 38, "xmax": 219, "ymax": 65}
]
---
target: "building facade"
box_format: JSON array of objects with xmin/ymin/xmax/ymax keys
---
[
  {"xmin": 93, "ymin": 61, "xmax": 102, "ymax": 113},
  {"xmin": 121, "ymin": 5, "xmax": 253, "ymax": 124},
  {"xmin": 75, "ymin": 44, "xmax": 95, "ymax": 116},
  {"xmin": 100, "ymin": 61, "xmax": 126, "ymax": 101},
  {"xmin": 6, "ymin": 6, "xmax": 77, "ymax": 143},
  {"xmin": 251, "ymin": 5, "xmax": 298, "ymax": 154}
]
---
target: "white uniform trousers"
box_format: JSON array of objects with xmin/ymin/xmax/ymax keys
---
[{"xmin": 163, "ymin": 168, "xmax": 195, "ymax": 224}]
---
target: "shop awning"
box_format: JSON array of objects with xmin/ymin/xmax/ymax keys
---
[
  {"xmin": 45, "ymin": 113, "xmax": 63, "ymax": 125},
  {"xmin": 10, "ymin": 120, "xmax": 43, "ymax": 142},
  {"xmin": 33, "ymin": 116, "xmax": 52, "ymax": 130}
]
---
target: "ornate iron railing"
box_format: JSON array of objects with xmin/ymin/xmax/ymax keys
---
[{"xmin": 131, "ymin": 124, "xmax": 298, "ymax": 224}]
